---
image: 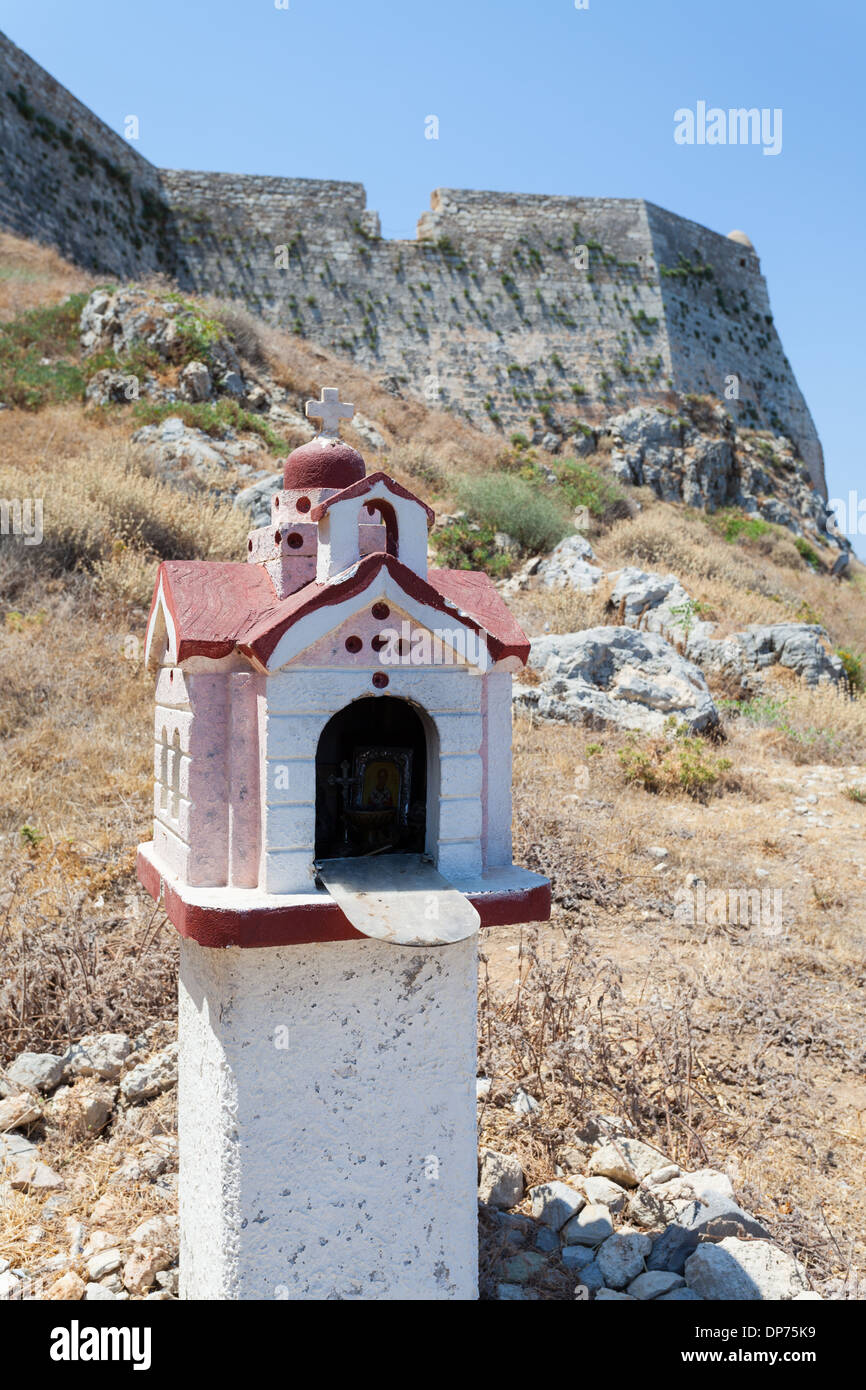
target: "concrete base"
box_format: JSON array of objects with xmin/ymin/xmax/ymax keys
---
[{"xmin": 178, "ymin": 934, "xmax": 479, "ymax": 1300}]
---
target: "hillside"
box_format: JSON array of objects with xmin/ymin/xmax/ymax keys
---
[
  {"xmin": 0, "ymin": 29, "xmax": 826, "ymax": 488},
  {"xmin": 0, "ymin": 231, "xmax": 864, "ymax": 1302}
]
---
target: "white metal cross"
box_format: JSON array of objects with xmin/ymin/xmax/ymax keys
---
[{"xmin": 306, "ymin": 387, "xmax": 355, "ymax": 437}]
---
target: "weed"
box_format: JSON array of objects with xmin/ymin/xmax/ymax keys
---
[
  {"xmin": 432, "ymin": 517, "xmax": 513, "ymax": 577},
  {"xmin": 618, "ymin": 729, "xmax": 734, "ymax": 799},
  {"xmin": 554, "ymin": 457, "xmax": 629, "ymax": 525},
  {"xmin": 129, "ymin": 398, "xmax": 289, "ymax": 455},
  {"xmin": 0, "ymin": 293, "xmax": 90, "ymax": 408},
  {"xmin": 454, "ymin": 473, "xmax": 571, "ymax": 554}
]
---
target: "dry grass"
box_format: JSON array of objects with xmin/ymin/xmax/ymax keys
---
[
  {"xmin": 510, "ymin": 499, "xmax": 866, "ymax": 670},
  {"xmin": 723, "ymin": 674, "xmax": 866, "ymax": 766},
  {"xmin": 478, "ymin": 710, "xmax": 866, "ymax": 1293},
  {"xmin": 0, "ymin": 406, "xmax": 250, "ymax": 606},
  {"xmin": 1, "ymin": 234, "xmax": 864, "ymax": 1298},
  {"xmin": 592, "ymin": 503, "xmax": 865, "ymax": 652},
  {"xmin": 0, "ymin": 233, "xmax": 97, "ymax": 322}
]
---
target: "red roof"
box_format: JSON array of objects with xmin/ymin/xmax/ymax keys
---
[
  {"xmin": 310, "ymin": 471, "xmax": 436, "ymax": 527},
  {"xmin": 150, "ymin": 554, "xmax": 529, "ymax": 668}
]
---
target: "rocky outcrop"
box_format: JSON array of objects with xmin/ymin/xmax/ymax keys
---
[
  {"xmin": 607, "ymin": 567, "xmax": 848, "ymax": 688},
  {"xmin": 505, "ymin": 533, "xmax": 603, "ymax": 595},
  {"xmin": 130, "ymin": 416, "xmax": 272, "ymax": 495},
  {"xmin": 605, "ymin": 406, "xmax": 839, "ymax": 547},
  {"xmin": 513, "ymin": 627, "xmax": 719, "ymax": 734}
]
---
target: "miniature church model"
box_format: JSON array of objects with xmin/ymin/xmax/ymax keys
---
[{"xmin": 137, "ymin": 388, "xmax": 550, "ymax": 1300}]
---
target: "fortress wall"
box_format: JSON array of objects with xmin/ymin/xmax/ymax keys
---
[
  {"xmin": 646, "ymin": 202, "xmax": 824, "ymax": 492},
  {"xmin": 0, "ymin": 29, "xmax": 824, "ymax": 487},
  {"xmin": 160, "ymin": 180, "xmax": 672, "ymax": 430},
  {"xmin": 0, "ymin": 31, "xmax": 178, "ymax": 278}
]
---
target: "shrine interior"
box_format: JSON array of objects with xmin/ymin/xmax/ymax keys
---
[{"xmin": 314, "ymin": 696, "xmax": 429, "ymax": 861}]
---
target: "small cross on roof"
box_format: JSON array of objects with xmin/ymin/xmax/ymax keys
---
[{"xmin": 306, "ymin": 387, "xmax": 354, "ymax": 438}]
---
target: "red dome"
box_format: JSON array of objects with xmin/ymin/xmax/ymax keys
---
[{"xmin": 284, "ymin": 437, "xmax": 366, "ymax": 491}]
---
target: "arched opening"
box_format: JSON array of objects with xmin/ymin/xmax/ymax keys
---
[
  {"xmin": 169, "ymin": 728, "xmax": 182, "ymax": 820},
  {"xmin": 363, "ymin": 499, "xmax": 399, "ymax": 557},
  {"xmin": 314, "ymin": 696, "xmax": 435, "ymax": 861},
  {"xmin": 159, "ymin": 729, "xmax": 169, "ymax": 812}
]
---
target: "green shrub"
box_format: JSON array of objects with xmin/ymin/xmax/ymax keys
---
[
  {"xmin": 129, "ymin": 398, "xmax": 289, "ymax": 455},
  {"xmin": 794, "ymin": 536, "xmax": 821, "ymax": 570},
  {"xmin": 0, "ymin": 293, "xmax": 90, "ymax": 409},
  {"xmin": 431, "ymin": 518, "xmax": 513, "ymax": 577},
  {"xmin": 708, "ymin": 510, "xmax": 772, "ymax": 544},
  {"xmin": 454, "ymin": 473, "xmax": 571, "ymax": 554},
  {"xmin": 554, "ymin": 458, "xmax": 629, "ymax": 524},
  {"xmin": 835, "ymin": 648, "xmax": 864, "ymax": 692},
  {"xmin": 618, "ymin": 730, "xmax": 733, "ymax": 799}
]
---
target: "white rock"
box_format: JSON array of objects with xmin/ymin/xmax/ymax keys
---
[
  {"xmin": 352, "ymin": 414, "xmax": 386, "ymax": 451},
  {"xmin": 628, "ymin": 1270, "xmax": 685, "ymax": 1299},
  {"xmin": 529, "ymin": 1181, "xmax": 584, "ymax": 1230},
  {"xmin": 0, "ymin": 1132, "xmax": 64, "ymax": 1189},
  {"xmin": 234, "ymin": 472, "xmax": 284, "ymax": 527},
  {"xmin": 515, "ymin": 628, "xmax": 718, "ymax": 735},
  {"xmin": 510, "ymin": 1087, "xmax": 539, "ymax": 1115},
  {"xmin": 478, "ymin": 1149, "xmax": 524, "ymax": 1210},
  {"xmin": 63, "ymin": 1033, "xmax": 132, "ymax": 1082},
  {"xmin": 684, "ymin": 1238, "xmax": 811, "ymax": 1301},
  {"xmin": 596, "ymin": 1230, "xmax": 652, "ymax": 1289},
  {"xmin": 595, "ymin": 1288, "xmax": 636, "ymax": 1300},
  {"xmin": 0, "ymin": 1093, "xmax": 42, "ymax": 1131},
  {"xmin": 561, "ymin": 1203, "xmax": 614, "ymax": 1246},
  {"xmin": 119, "ymin": 1044, "xmax": 178, "ymax": 1104},
  {"xmin": 629, "ymin": 1166, "xmax": 733, "ymax": 1227},
  {"xmin": 582, "ymin": 1176, "xmax": 628, "ymax": 1213},
  {"xmin": 588, "ymin": 1138, "xmax": 668, "ymax": 1188},
  {"xmin": 129, "ymin": 1214, "xmax": 178, "ymax": 1248},
  {"xmin": 537, "ymin": 534, "xmax": 603, "ymax": 592},
  {"xmin": 6, "ymin": 1052, "xmax": 65, "ymax": 1094},
  {"xmin": 86, "ymin": 1249, "xmax": 122, "ymax": 1281},
  {"xmin": 122, "ymin": 1244, "xmax": 172, "ymax": 1295},
  {"xmin": 178, "ymin": 360, "xmax": 212, "ymax": 403}
]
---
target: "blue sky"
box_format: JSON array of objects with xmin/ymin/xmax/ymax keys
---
[{"xmin": 4, "ymin": 0, "xmax": 864, "ymax": 552}]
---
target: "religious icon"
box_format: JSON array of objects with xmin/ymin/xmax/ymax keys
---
[
  {"xmin": 364, "ymin": 761, "xmax": 399, "ymax": 810},
  {"xmin": 351, "ymin": 747, "xmax": 412, "ymax": 825}
]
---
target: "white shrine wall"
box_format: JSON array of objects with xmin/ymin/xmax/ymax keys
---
[
  {"xmin": 261, "ymin": 663, "xmax": 484, "ymax": 893},
  {"xmin": 178, "ymin": 932, "xmax": 479, "ymax": 1300}
]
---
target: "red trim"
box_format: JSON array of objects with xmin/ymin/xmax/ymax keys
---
[
  {"xmin": 239, "ymin": 552, "xmax": 527, "ymax": 667},
  {"xmin": 137, "ymin": 848, "xmax": 550, "ymax": 949},
  {"xmin": 149, "ymin": 553, "xmax": 530, "ymax": 669},
  {"xmin": 310, "ymin": 472, "xmax": 436, "ymax": 527}
]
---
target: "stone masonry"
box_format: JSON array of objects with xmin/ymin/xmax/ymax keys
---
[{"xmin": 0, "ymin": 30, "xmax": 825, "ymax": 495}]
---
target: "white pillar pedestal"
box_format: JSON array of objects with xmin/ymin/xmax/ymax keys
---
[{"xmin": 178, "ymin": 935, "xmax": 479, "ymax": 1300}]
